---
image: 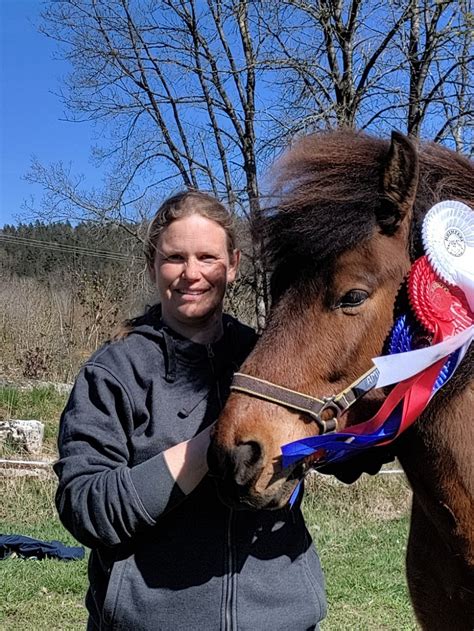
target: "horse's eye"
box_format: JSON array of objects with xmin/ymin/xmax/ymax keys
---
[{"xmin": 336, "ymin": 289, "xmax": 369, "ymax": 309}]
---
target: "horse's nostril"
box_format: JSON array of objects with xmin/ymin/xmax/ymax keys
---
[
  {"xmin": 236, "ymin": 440, "xmax": 262, "ymax": 466},
  {"xmin": 233, "ymin": 440, "xmax": 263, "ymax": 486},
  {"xmin": 207, "ymin": 438, "xmax": 263, "ymax": 491}
]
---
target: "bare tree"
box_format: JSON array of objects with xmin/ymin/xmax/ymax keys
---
[
  {"xmin": 430, "ymin": 0, "xmax": 474, "ymax": 153},
  {"xmin": 28, "ymin": 0, "xmax": 473, "ymax": 328},
  {"xmin": 262, "ymin": 0, "xmax": 473, "ymax": 151},
  {"xmin": 32, "ymin": 0, "xmax": 285, "ymax": 328},
  {"xmin": 404, "ymin": 0, "xmax": 473, "ymax": 148}
]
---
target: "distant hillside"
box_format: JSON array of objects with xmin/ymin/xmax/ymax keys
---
[{"xmin": 0, "ymin": 221, "xmax": 143, "ymax": 282}]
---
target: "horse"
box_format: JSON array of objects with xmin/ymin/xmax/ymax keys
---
[{"xmin": 208, "ymin": 130, "xmax": 474, "ymax": 630}]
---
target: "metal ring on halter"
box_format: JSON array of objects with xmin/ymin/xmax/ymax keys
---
[{"xmin": 312, "ymin": 398, "xmax": 343, "ymax": 434}]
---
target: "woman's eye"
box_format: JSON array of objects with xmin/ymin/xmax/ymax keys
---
[
  {"xmin": 166, "ymin": 254, "xmax": 184, "ymax": 262},
  {"xmin": 200, "ymin": 254, "xmax": 217, "ymax": 262},
  {"xmin": 336, "ymin": 289, "xmax": 369, "ymax": 308}
]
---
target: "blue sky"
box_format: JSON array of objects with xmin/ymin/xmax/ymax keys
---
[{"xmin": 0, "ymin": 0, "xmax": 101, "ymax": 227}]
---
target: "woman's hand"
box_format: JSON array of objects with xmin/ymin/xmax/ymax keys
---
[{"xmin": 163, "ymin": 423, "xmax": 216, "ymax": 495}]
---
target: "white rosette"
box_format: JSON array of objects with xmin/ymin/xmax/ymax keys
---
[{"xmin": 422, "ymin": 200, "xmax": 474, "ymax": 310}]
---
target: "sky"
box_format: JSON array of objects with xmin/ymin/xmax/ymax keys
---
[{"xmin": 0, "ymin": 0, "xmax": 102, "ymax": 227}]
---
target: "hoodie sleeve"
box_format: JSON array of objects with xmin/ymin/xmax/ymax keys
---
[{"xmin": 54, "ymin": 364, "xmax": 185, "ymax": 549}]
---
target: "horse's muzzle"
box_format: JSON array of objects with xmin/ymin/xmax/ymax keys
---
[
  {"xmin": 207, "ymin": 439, "xmax": 298, "ymax": 510},
  {"xmin": 207, "ymin": 439, "xmax": 266, "ymax": 509}
]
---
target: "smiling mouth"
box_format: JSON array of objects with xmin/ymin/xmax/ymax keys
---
[{"xmin": 176, "ymin": 289, "xmax": 208, "ymax": 294}]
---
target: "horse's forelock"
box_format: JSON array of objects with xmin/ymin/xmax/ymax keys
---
[
  {"xmin": 265, "ymin": 131, "xmax": 388, "ymax": 279},
  {"xmin": 265, "ymin": 130, "xmax": 474, "ymax": 280}
]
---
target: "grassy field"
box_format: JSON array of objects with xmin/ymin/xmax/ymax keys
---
[
  {"xmin": 0, "ymin": 387, "xmax": 418, "ymax": 630},
  {"xmin": 0, "ymin": 385, "xmax": 67, "ymax": 457},
  {"xmin": 306, "ymin": 476, "xmax": 417, "ymax": 630},
  {"xmin": 0, "ymin": 477, "xmax": 88, "ymax": 630}
]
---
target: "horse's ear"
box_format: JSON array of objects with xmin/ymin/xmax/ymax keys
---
[{"xmin": 378, "ymin": 131, "xmax": 419, "ymax": 235}]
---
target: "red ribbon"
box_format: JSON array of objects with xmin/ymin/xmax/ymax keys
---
[
  {"xmin": 339, "ymin": 357, "xmax": 444, "ymax": 441},
  {"xmin": 341, "ymin": 310, "xmax": 468, "ymax": 446}
]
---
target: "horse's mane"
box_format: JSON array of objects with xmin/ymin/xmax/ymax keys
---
[{"xmin": 266, "ymin": 130, "xmax": 473, "ymax": 296}]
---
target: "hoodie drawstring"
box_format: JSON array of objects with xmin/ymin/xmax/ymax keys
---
[{"xmin": 162, "ymin": 330, "xmax": 177, "ymax": 383}]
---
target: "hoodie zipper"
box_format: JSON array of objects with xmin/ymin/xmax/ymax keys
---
[
  {"xmin": 225, "ymin": 509, "xmax": 235, "ymax": 631},
  {"xmin": 207, "ymin": 344, "xmax": 222, "ymax": 408},
  {"xmin": 208, "ymin": 343, "xmax": 235, "ymax": 630}
]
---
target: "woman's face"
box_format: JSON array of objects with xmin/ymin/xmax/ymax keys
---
[{"xmin": 151, "ymin": 214, "xmax": 239, "ymax": 334}]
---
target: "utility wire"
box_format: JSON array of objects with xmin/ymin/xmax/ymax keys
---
[
  {"xmin": 0, "ymin": 233, "xmax": 140, "ymax": 262},
  {"xmin": 0, "ymin": 233, "xmax": 137, "ymax": 258},
  {"xmin": 0, "ymin": 234, "xmax": 134, "ymax": 262}
]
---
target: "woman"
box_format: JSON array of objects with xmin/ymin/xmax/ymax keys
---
[{"xmin": 55, "ymin": 191, "xmax": 327, "ymax": 630}]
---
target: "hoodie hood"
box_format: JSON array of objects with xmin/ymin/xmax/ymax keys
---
[{"xmin": 122, "ymin": 304, "xmax": 256, "ymax": 382}]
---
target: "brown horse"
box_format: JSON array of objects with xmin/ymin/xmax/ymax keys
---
[{"xmin": 209, "ymin": 130, "xmax": 474, "ymax": 630}]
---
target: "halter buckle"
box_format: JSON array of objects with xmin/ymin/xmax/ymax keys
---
[{"xmin": 311, "ymin": 396, "xmax": 342, "ymax": 433}]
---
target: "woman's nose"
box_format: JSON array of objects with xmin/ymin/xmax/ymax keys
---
[{"xmin": 182, "ymin": 259, "xmax": 201, "ymax": 280}]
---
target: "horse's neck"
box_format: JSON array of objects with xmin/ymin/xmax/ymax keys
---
[
  {"xmin": 399, "ymin": 351, "xmax": 473, "ymax": 488},
  {"xmin": 398, "ymin": 346, "xmax": 474, "ymax": 560}
]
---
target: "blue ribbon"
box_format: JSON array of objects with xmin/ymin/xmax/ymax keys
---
[{"xmin": 281, "ymin": 314, "xmax": 458, "ymax": 470}]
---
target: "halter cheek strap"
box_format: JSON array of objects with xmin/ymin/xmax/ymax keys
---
[{"xmin": 230, "ymin": 367, "xmax": 379, "ymax": 435}]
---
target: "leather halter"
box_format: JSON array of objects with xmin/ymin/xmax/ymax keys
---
[{"xmin": 230, "ymin": 367, "xmax": 380, "ymax": 435}]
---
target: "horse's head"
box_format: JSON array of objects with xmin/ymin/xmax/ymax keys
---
[{"xmin": 209, "ymin": 130, "xmax": 473, "ymax": 510}]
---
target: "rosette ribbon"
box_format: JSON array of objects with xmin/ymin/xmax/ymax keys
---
[
  {"xmin": 283, "ymin": 202, "xmax": 473, "ymax": 473},
  {"xmin": 422, "ymin": 201, "xmax": 474, "ymax": 310}
]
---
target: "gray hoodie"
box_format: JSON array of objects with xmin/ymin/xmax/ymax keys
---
[{"xmin": 55, "ymin": 310, "xmax": 327, "ymax": 630}]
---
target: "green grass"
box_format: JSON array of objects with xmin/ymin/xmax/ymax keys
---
[
  {"xmin": 0, "ymin": 478, "xmax": 88, "ymax": 630},
  {"xmin": 0, "ymin": 386, "xmax": 418, "ymax": 630},
  {"xmin": 0, "ymin": 386, "xmax": 68, "ymax": 456},
  {"xmin": 304, "ymin": 475, "xmax": 417, "ymax": 630},
  {"xmin": 0, "ymin": 386, "xmax": 86, "ymax": 629},
  {"xmin": 0, "ymin": 475, "xmax": 417, "ymax": 630}
]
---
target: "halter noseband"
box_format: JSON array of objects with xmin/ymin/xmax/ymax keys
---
[{"xmin": 230, "ymin": 367, "xmax": 380, "ymax": 435}]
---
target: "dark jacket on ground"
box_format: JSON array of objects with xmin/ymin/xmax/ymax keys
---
[{"xmin": 55, "ymin": 311, "xmax": 327, "ymax": 631}]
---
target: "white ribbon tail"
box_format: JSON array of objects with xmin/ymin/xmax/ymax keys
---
[{"xmin": 372, "ymin": 325, "xmax": 474, "ymax": 389}]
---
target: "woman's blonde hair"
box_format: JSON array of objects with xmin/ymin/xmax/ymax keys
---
[{"xmin": 144, "ymin": 190, "xmax": 236, "ymax": 267}]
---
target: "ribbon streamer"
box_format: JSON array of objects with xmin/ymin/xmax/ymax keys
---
[
  {"xmin": 373, "ymin": 325, "xmax": 473, "ymax": 388},
  {"xmin": 282, "ymin": 310, "xmax": 472, "ymax": 469}
]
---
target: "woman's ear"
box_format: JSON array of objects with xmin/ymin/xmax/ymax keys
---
[{"xmin": 227, "ymin": 249, "xmax": 241, "ymax": 283}]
